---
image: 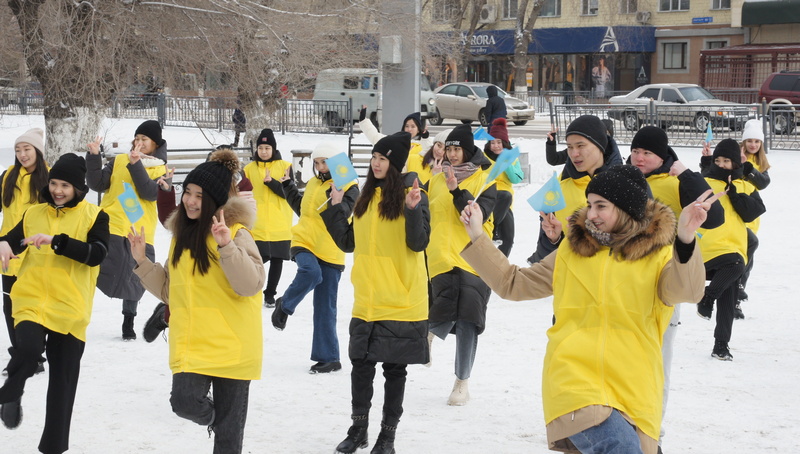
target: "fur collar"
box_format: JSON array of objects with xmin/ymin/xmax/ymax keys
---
[
  {"xmin": 567, "ymin": 199, "xmax": 677, "ymax": 261},
  {"xmin": 165, "ymin": 195, "xmax": 256, "ymax": 233}
]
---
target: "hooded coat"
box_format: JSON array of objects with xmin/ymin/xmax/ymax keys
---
[{"xmin": 484, "ymin": 85, "xmax": 507, "ymax": 127}]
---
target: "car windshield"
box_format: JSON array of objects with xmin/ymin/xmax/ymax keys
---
[
  {"xmin": 678, "ymin": 86, "xmax": 717, "ymax": 102},
  {"xmin": 471, "ymin": 85, "xmax": 507, "ymax": 98}
]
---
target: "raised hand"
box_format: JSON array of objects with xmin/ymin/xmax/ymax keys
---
[
  {"xmin": 460, "ymin": 200, "xmax": 484, "ymax": 242},
  {"xmin": 445, "ymin": 165, "xmax": 458, "ymax": 191},
  {"xmin": 129, "ymin": 141, "xmax": 143, "ymax": 164},
  {"xmin": 21, "ymin": 233, "xmax": 54, "ymax": 249},
  {"xmin": 127, "ymin": 226, "xmax": 147, "ymax": 264},
  {"xmin": 280, "ymin": 167, "xmax": 291, "ymax": 183},
  {"xmin": 701, "ymin": 141, "xmax": 712, "ymax": 157},
  {"xmin": 157, "ymin": 166, "xmax": 175, "ymax": 191},
  {"xmin": 88, "ymin": 136, "xmax": 103, "ymax": 155},
  {"xmin": 405, "ymin": 178, "xmax": 421, "ymax": 209},
  {"xmin": 330, "ymin": 185, "xmax": 344, "ymax": 206},
  {"xmin": 263, "ymin": 168, "xmax": 272, "ymax": 183},
  {"xmin": 677, "ymin": 189, "xmax": 724, "ymax": 243},
  {"xmin": 0, "ymin": 241, "xmax": 18, "ymax": 273},
  {"xmin": 432, "ymin": 158, "xmax": 444, "ymax": 175},
  {"xmin": 546, "ymin": 126, "xmax": 558, "ymax": 142},
  {"xmin": 211, "ymin": 210, "xmax": 231, "ymax": 247},
  {"xmin": 540, "ymin": 211, "xmax": 563, "ymax": 243}
]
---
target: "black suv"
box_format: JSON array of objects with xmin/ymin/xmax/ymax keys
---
[{"xmin": 758, "ymin": 70, "xmax": 800, "ymax": 134}]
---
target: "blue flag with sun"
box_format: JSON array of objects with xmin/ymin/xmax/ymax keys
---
[
  {"xmin": 485, "ymin": 146, "xmax": 521, "ymax": 184},
  {"xmin": 117, "ymin": 182, "xmax": 144, "ymax": 224},
  {"xmin": 326, "ymin": 152, "xmax": 358, "ymax": 189},
  {"xmin": 473, "ymin": 126, "xmax": 494, "ymax": 141},
  {"xmin": 527, "ymin": 172, "xmax": 566, "ymax": 214}
]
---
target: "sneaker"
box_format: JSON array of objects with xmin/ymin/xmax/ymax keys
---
[
  {"xmin": 696, "ymin": 296, "xmax": 713, "ymax": 320},
  {"xmin": 143, "ymin": 303, "xmax": 169, "ymax": 343},
  {"xmin": 271, "ymin": 298, "xmax": 288, "ymax": 330},
  {"xmin": 734, "ymin": 302, "xmax": 745, "ymax": 320},
  {"xmin": 309, "ymin": 361, "xmax": 342, "ymax": 374},
  {"xmin": 0, "ymin": 398, "xmax": 22, "ymax": 429},
  {"xmin": 711, "ymin": 341, "xmax": 733, "ymax": 361}
]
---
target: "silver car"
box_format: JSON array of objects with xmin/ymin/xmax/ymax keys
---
[
  {"xmin": 428, "ymin": 82, "xmax": 535, "ymax": 127},
  {"xmin": 608, "ymin": 83, "xmax": 753, "ymax": 132}
]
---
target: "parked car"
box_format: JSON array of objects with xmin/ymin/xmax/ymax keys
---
[
  {"xmin": 608, "ymin": 83, "xmax": 753, "ymax": 132},
  {"xmin": 120, "ymin": 83, "xmax": 159, "ymax": 108},
  {"xmin": 758, "ymin": 70, "xmax": 800, "ymax": 134},
  {"xmin": 428, "ymin": 82, "xmax": 535, "ymax": 127}
]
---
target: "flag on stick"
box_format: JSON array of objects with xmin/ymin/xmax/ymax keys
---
[{"xmin": 527, "ymin": 172, "xmax": 566, "ymax": 214}]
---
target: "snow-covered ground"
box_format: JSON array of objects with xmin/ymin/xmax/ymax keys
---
[{"xmin": 0, "ymin": 114, "xmax": 797, "ymax": 453}]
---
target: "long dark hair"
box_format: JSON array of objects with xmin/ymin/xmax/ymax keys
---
[
  {"xmin": 353, "ymin": 165, "xmax": 405, "ymax": 221},
  {"xmin": 170, "ymin": 195, "xmax": 218, "ymax": 275},
  {"xmin": 3, "ymin": 148, "xmax": 48, "ymax": 208}
]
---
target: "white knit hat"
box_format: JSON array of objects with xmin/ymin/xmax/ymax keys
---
[
  {"xmin": 433, "ymin": 128, "xmax": 453, "ymax": 145},
  {"xmin": 15, "ymin": 128, "xmax": 45, "ymax": 152},
  {"xmin": 311, "ymin": 142, "xmax": 340, "ymax": 161},
  {"xmin": 741, "ymin": 119, "xmax": 764, "ymax": 142}
]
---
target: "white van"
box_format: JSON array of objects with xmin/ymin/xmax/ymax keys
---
[{"xmin": 312, "ymin": 68, "xmax": 436, "ymax": 130}]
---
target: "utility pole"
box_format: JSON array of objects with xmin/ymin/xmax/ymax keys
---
[{"xmin": 379, "ymin": 0, "xmax": 421, "ymax": 134}]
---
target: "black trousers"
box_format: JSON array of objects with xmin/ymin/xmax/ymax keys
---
[
  {"xmin": 0, "ymin": 321, "xmax": 85, "ymax": 454},
  {"xmin": 739, "ymin": 228, "xmax": 759, "ymax": 291},
  {"xmin": 2, "ymin": 275, "xmax": 17, "ymax": 348},
  {"xmin": 704, "ymin": 254, "xmax": 745, "ymax": 344},
  {"xmin": 492, "ymin": 190, "xmax": 515, "ymax": 257},
  {"xmin": 350, "ymin": 359, "xmax": 406, "ymax": 427}
]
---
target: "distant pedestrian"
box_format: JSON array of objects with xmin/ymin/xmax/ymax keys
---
[
  {"xmin": 232, "ymin": 104, "xmax": 246, "ymax": 147},
  {"xmin": 484, "ymin": 85, "xmax": 507, "ymax": 133}
]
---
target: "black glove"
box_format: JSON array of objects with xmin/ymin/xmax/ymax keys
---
[
  {"xmin": 742, "ymin": 161, "xmax": 754, "ymax": 177},
  {"xmin": 420, "ymin": 130, "xmax": 430, "ymax": 139},
  {"xmin": 726, "ymin": 180, "xmax": 738, "ymax": 195}
]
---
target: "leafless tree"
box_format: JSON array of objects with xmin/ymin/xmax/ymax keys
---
[{"xmin": 513, "ymin": 1, "xmax": 546, "ymax": 95}]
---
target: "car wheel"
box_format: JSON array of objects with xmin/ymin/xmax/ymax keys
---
[
  {"xmin": 694, "ymin": 112, "xmax": 710, "ymax": 132},
  {"xmin": 324, "ymin": 111, "xmax": 344, "ymax": 133},
  {"xmin": 478, "ymin": 110, "xmax": 489, "ymax": 127},
  {"xmin": 460, "ymin": 119, "xmax": 473, "ymax": 125},
  {"xmin": 623, "ymin": 111, "xmax": 640, "ymax": 131},
  {"xmin": 772, "ymin": 110, "xmax": 795, "ymax": 135},
  {"xmin": 428, "ymin": 109, "xmax": 443, "ymax": 126},
  {"xmin": 513, "ymin": 120, "xmax": 528, "ymax": 126}
]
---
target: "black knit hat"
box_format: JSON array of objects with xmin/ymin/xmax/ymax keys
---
[
  {"xmin": 49, "ymin": 153, "xmax": 88, "ymax": 192},
  {"xmin": 134, "ymin": 120, "xmax": 165, "ymax": 147},
  {"xmin": 403, "ymin": 112, "xmax": 425, "ymax": 134},
  {"xmin": 256, "ymin": 128, "xmax": 277, "ymax": 150},
  {"xmin": 566, "ymin": 115, "xmax": 608, "ymax": 153},
  {"xmin": 586, "ymin": 165, "xmax": 649, "ymax": 221},
  {"xmin": 631, "ymin": 126, "xmax": 671, "ymax": 161},
  {"xmin": 184, "ymin": 160, "xmax": 234, "ymax": 207},
  {"xmin": 373, "ymin": 131, "xmax": 411, "ymax": 172},
  {"xmin": 712, "ymin": 138, "xmax": 742, "ymax": 168},
  {"xmin": 445, "ymin": 124, "xmax": 476, "ymax": 162}
]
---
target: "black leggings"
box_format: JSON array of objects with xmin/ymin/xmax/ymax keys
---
[
  {"xmin": 350, "ymin": 359, "xmax": 407, "ymax": 427},
  {"xmin": 704, "ymin": 254, "xmax": 745, "ymax": 344}
]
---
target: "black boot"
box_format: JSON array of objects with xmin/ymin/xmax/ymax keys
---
[
  {"xmin": 370, "ymin": 422, "xmax": 396, "ymax": 454},
  {"xmin": 336, "ymin": 418, "xmax": 368, "ymax": 453},
  {"xmin": 263, "ymin": 291, "xmax": 276, "ymax": 308},
  {"xmin": 122, "ymin": 315, "xmax": 136, "ymax": 341},
  {"xmin": 0, "ymin": 397, "xmax": 22, "ymax": 429},
  {"xmin": 143, "ymin": 303, "xmax": 169, "ymax": 342},
  {"xmin": 696, "ymin": 295, "xmax": 714, "ymax": 320}
]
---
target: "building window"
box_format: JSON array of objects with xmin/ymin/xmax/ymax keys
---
[
  {"xmin": 663, "ymin": 42, "xmax": 687, "ymax": 70},
  {"xmin": 711, "ymin": 0, "xmax": 730, "ymax": 9},
  {"xmin": 620, "ymin": 0, "xmax": 638, "ymax": 14},
  {"xmin": 659, "ymin": 0, "xmax": 689, "ymax": 11},
  {"xmin": 540, "ymin": 0, "xmax": 562, "ymax": 16},
  {"xmin": 706, "ymin": 40, "xmax": 728, "ymax": 49},
  {"xmin": 503, "ymin": 0, "xmax": 518, "ymax": 18},
  {"xmin": 582, "ymin": 0, "xmax": 599, "ymax": 15},
  {"xmin": 432, "ymin": 0, "xmax": 460, "ymax": 22}
]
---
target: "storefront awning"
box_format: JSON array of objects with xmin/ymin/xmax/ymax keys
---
[{"xmin": 741, "ymin": 0, "xmax": 800, "ymax": 26}]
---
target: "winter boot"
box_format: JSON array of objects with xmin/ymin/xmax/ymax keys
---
[
  {"xmin": 447, "ymin": 378, "xmax": 470, "ymax": 406},
  {"xmin": 335, "ymin": 419, "xmax": 369, "ymax": 453},
  {"xmin": 263, "ymin": 291, "xmax": 276, "ymax": 308},
  {"xmin": 696, "ymin": 295, "xmax": 714, "ymax": 320},
  {"xmin": 143, "ymin": 303, "xmax": 169, "ymax": 343},
  {"xmin": 711, "ymin": 340, "xmax": 733, "ymax": 361},
  {"xmin": 122, "ymin": 315, "xmax": 136, "ymax": 341},
  {"xmin": 271, "ymin": 297, "xmax": 288, "ymax": 330},
  {"xmin": 0, "ymin": 397, "xmax": 22, "ymax": 429},
  {"xmin": 370, "ymin": 422, "xmax": 396, "ymax": 454},
  {"xmin": 309, "ymin": 361, "xmax": 342, "ymax": 374},
  {"xmin": 733, "ymin": 302, "xmax": 745, "ymax": 320},
  {"xmin": 738, "ymin": 283, "xmax": 748, "ymax": 302},
  {"xmin": 424, "ymin": 332, "xmax": 434, "ymax": 368}
]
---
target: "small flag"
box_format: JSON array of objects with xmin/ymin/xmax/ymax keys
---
[
  {"xmin": 485, "ymin": 146, "xmax": 521, "ymax": 184},
  {"xmin": 706, "ymin": 123, "xmax": 713, "ymax": 143},
  {"xmin": 326, "ymin": 152, "xmax": 358, "ymax": 189},
  {"xmin": 473, "ymin": 126, "xmax": 494, "ymax": 141},
  {"xmin": 527, "ymin": 172, "xmax": 566, "ymax": 214},
  {"xmin": 117, "ymin": 182, "xmax": 144, "ymax": 224}
]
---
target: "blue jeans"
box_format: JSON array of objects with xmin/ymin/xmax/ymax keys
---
[
  {"xmin": 280, "ymin": 251, "xmax": 342, "ymax": 363},
  {"xmin": 568, "ymin": 409, "xmax": 643, "ymax": 454},
  {"xmin": 429, "ymin": 320, "xmax": 479, "ymax": 380}
]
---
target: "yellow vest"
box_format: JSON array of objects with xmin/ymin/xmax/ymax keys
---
[
  {"xmin": 167, "ymin": 224, "xmax": 263, "ymax": 380},
  {"xmin": 99, "ymin": 154, "xmax": 165, "ymax": 243},
  {"xmin": 11, "ymin": 201, "xmax": 102, "ymax": 342},
  {"xmin": 406, "ymin": 153, "xmax": 433, "ymax": 184},
  {"xmin": 291, "ymin": 176, "xmax": 355, "ymax": 266},
  {"xmin": 646, "ymin": 173, "xmax": 682, "ymax": 218},
  {"xmin": 547, "ymin": 240, "xmax": 674, "ymax": 440},
  {"xmin": 350, "ymin": 188, "xmax": 428, "ymax": 322},
  {"xmin": 243, "ymin": 160, "xmax": 294, "ymax": 242},
  {"xmin": 554, "ymin": 174, "xmax": 592, "ymax": 232},
  {"xmin": 698, "ymin": 178, "xmax": 750, "ymax": 263},
  {"xmin": 427, "ymin": 170, "xmax": 494, "ymax": 279},
  {"xmin": 743, "ymin": 156, "xmax": 762, "ymax": 234},
  {"xmin": 1, "ymin": 167, "xmax": 47, "ymax": 275}
]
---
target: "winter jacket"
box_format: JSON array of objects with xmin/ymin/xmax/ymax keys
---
[
  {"xmin": 86, "ymin": 143, "xmax": 167, "ymax": 244},
  {"xmin": 156, "ymin": 173, "xmax": 253, "ymax": 227},
  {"xmin": 484, "ymin": 85, "xmax": 507, "ymax": 126},
  {"xmin": 0, "ymin": 166, "xmax": 48, "ymax": 275},
  {"xmin": 282, "ymin": 173, "xmax": 359, "ymax": 267},
  {"xmin": 461, "ymin": 200, "xmax": 705, "ymax": 454},
  {"xmin": 243, "ymin": 159, "xmax": 294, "ymax": 242},
  {"xmin": 698, "ymin": 162, "xmax": 766, "ymax": 264},
  {"xmin": 358, "ymin": 118, "xmax": 432, "ymax": 168},
  {"xmin": 2, "ymin": 189, "xmax": 109, "ymax": 342},
  {"xmin": 134, "ymin": 197, "xmax": 265, "ymax": 380},
  {"xmin": 742, "ymin": 155, "xmax": 770, "ymax": 234},
  {"xmin": 322, "ymin": 173, "xmax": 430, "ymax": 364}
]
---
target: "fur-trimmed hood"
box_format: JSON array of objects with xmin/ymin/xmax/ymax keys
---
[
  {"xmin": 164, "ymin": 195, "xmax": 256, "ymax": 233},
  {"xmin": 567, "ymin": 199, "xmax": 677, "ymax": 261}
]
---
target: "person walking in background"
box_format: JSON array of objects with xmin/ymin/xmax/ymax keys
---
[
  {"xmin": 322, "ymin": 132, "xmax": 430, "ymax": 454},
  {"xmin": 425, "ymin": 124, "xmax": 496, "ymax": 406},
  {"xmin": 232, "ymin": 103, "xmax": 246, "ymax": 147},
  {"xmin": 86, "ymin": 120, "xmax": 167, "ymax": 340},
  {"xmin": 1, "ymin": 128, "xmax": 49, "ymax": 377},
  {"xmin": 696, "ymin": 139, "xmax": 766, "ymax": 361},
  {"xmin": 271, "ymin": 143, "xmax": 360, "ymax": 374},
  {"xmin": 484, "ymin": 85, "xmax": 507, "ymax": 135},
  {"xmin": 131, "ymin": 153, "xmax": 265, "ymax": 454},
  {"xmin": 460, "ymin": 165, "xmax": 713, "ymax": 454},
  {"xmin": 484, "ymin": 118, "xmax": 523, "ymax": 257},
  {"xmin": 736, "ymin": 119, "xmax": 771, "ymax": 319},
  {"xmin": 243, "ymin": 128, "xmax": 293, "ymax": 308},
  {"xmin": 0, "ymin": 153, "xmax": 109, "ymax": 452}
]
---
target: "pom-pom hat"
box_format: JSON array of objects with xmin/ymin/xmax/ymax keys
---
[{"xmin": 184, "ymin": 149, "xmax": 239, "ymax": 207}]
